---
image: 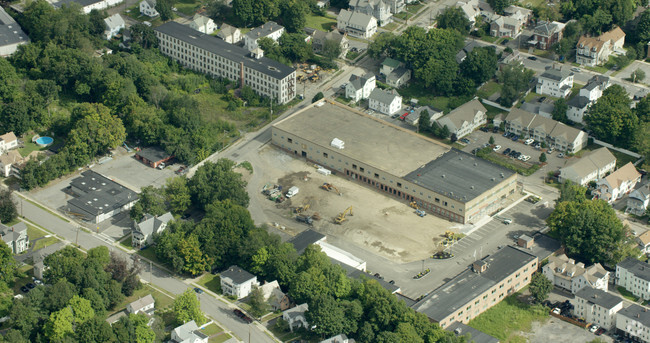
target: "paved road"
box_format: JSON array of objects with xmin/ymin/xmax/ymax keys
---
[{"xmin": 14, "ymin": 194, "xmax": 275, "ymax": 343}]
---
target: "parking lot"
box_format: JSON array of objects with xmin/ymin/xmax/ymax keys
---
[{"xmin": 524, "ymin": 318, "xmax": 612, "ymax": 343}]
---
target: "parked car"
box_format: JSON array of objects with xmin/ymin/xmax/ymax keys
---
[
  {"xmin": 20, "ymin": 286, "xmax": 29, "ymax": 293},
  {"xmin": 193, "ymin": 287, "xmax": 203, "ymax": 294},
  {"xmin": 539, "ymin": 96, "xmax": 547, "ymax": 102},
  {"xmin": 571, "ymin": 67, "xmax": 581, "ymax": 72},
  {"xmin": 493, "ymin": 145, "xmax": 501, "ymax": 152},
  {"xmin": 589, "ymin": 325, "xmax": 599, "ymax": 333},
  {"xmin": 503, "ymin": 218, "xmax": 512, "ymax": 224},
  {"xmin": 558, "ymin": 153, "xmax": 565, "ymax": 158},
  {"xmin": 522, "ymin": 155, "xmax": 531, "ymax": 162},
  {"xmin": 33, "ymin": 279, "xmax": 43, "ymax": 286},
  {"xmin": 503, "ymin": 132, "xmax": 511, "ymax": 138},
  {"xmin": 460, "ymin": 138, "xmax": 471, "ymax": 144},
  {"xmin": 471, "ymin": 148, "xmax": 479, "ymax": 154},
  {"xmin": 503, "ymin": 148, "xmax": 511, "ymax": 155},
  {"xmin": 552, "ymin": 307, "xmax": 561, "ymax": 315},
  {"xmin": 26, "ymin": 283, "xmax": 35, "ymax": 289},
  {"xmin": 596, "ymin": 327, "xmax": 606, "ymax": 336},
  {"xmin": 528, "ymin": 56, "xmax": 537, "ymax": 60},
  {"xmin": 512, "ymin": 135, "xmax": 520, "ymax": 141},
  {"xmin": 481, "ymin": 127, "xmax": 489, "ymax": 132},
  {"xmin": 233, "ymin": 309, "xmax": 253, "ymax": 323},
  {"xmin": 399, "ymin": 113, "xmax": 409, "ymax": 120},
  {"xmin": 524, "ymin": 138, "xmax": 534, "ymax": 145},
  {"xmin": 492, "ymin": 126, "xmax": 499, "ymax": 133}
]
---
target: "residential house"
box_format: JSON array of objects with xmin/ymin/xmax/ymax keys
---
[
  {"xmin": 529, "ymin": 21, "xmax": 565, "ymax": 50},
  {"xmin": 316, "ymin": 0, "xmax": 329, "ymax": 8},
  {"xmin": 567, "ymin": 75, "xmax": 610, "ymax": 123},
  {"xmin": 349, "ymin": 0, "xmax": 394, "ymax": 26},
  {"xmin": 386, "ymin": 67, "xmax": 411, "ymax": 88},
  {"xmin": 244, "ymin": 21, "xmax": 284, "ymax": 51},
  {"xmin": 446, "ymin": 322, "xmax": 499, "ymax": 343},
  {"xmin": 503, "ymin": 5, "xmax": 532, "ymax": 25},
  {"xmin": 0, "ymin": 132, "xmax": 18, "ymax": 154},
  {"xmin": 55, "ymin": 0, "xmax": 123, "ymax": 14},
  {"xmin": 497, "ymin": 50, "xmax": 521, "ymax": 71},
  {"xmin": 490, "ymin": 16, "xmax": 522, "ymax": 38},
  {"xmin": 542, "ymin": 254, "xmax": 609, "ymax": 294},
  {"xmin": 217, "ymin": 24, "xmax": 241, "ymax": 44},
  {"xmin": 628, "ymin": 183, "xmax": 650, "ymax": 217},
  {"xmin": 536, "ymin": 66, "xmax": 574, "ymax": 98},
  {"xmin": 103, "ymin": 13, "xmax": 125, "ymax": 40},
  {"xmin": 0, "ymin": 221, "xmax": 29, "ymax": 254},
  {"xmin": 559, "ymin": 147, "xmax": 616, "ymax": 186},
  {"xmin": 456, "ymin": 0, "xmax": 480, "ymax": 26},
  {"xmin": 0, "ymin": 150, "xmax": 23, "ymax": 178},
  {"xmin": 368, "ymin": 88, "xmax": 402, "ymax": 115},
  {"xmin": 572, "ymin": 287, "xmax": 623, "ymax": 330},
  {"xmin": 337, "ymin": 9, "xmax": 377, "ymax": 39},
  {"xmin": 435, "ymin": 99, "xmax": 487, "ymax": 139},
  {"xmin": 220, "ymin": 265, "xmax": 259, "ymax": 299},
  {"xmin": 413, "ymin": 246, "xmax": 538, "ymax": 328},
  {"xmin": 504, "ymin": 108, "xmax": 588, "ymax": 153},
  {"xmin": 139, "ymin": 0, "xmax": 158, "ymax": 17},
  {"xmin": 260, "ymin": 281, "xmax": 291, "ymax": 311},
  {"xmin": 380, "ymin": 57, "xmax": 404, "ymax": 76},
  {"xmin": 616, "ymin": 258, "xmax": 650, "ymax": 300},
  {"xmin": 171, "ymin": 320, "xmax": 209, "ymax": 343},
  {"xmin": 404, "ymin": 106, "xmax": 444, "ymax": 127},
  {"xmin": 520, "ymin": 101, "xmax": 555, "ymax": 119},
  {"xmin": 0, "ymin": 8, "xmax": 28, "ymax": 57},
  {"xmin": 595, "ymin": 162, "xmax": 642, "ymax": 203},
  {"xmin": 455, "ymin": 40, "xmax": 481, "ymax": 64},
  {"xmin": 126, "ymin": 294, "xmax": 155, "ymax": 315},
  {"xmin": 345, "ymin": 72, "xmax": 376, "ymax": 102},
  {"xmin": 132, "ymin": 212, "xmax": 173, "ymax": 248},
  {"xmin": 576, "ymin": 27, "xmax": 626, "ymax": 66},
  {"xmin": 189, "ymin": 14, "xmax": 217, "ymax": 34},
  {"xmin": 616, "ymin": 304, "xmax": 650, "ymax": 343},
  {"xmin": 312, "ymin": 30, "xmax": 348, "ymax": 58},
  {"xmin": 638, "ymin": 230, "xmax": 650, "ymax": 255},
  {"xmin": 33, "ymin": 242, "xmax": 66, "ymax": 279},
  {"xmin": 320, "ymin": 334, "xmax": 353, "ymax": 343},
  {"xmin": 283, "ymin": 304, "xmax": 309, "ymax": 332}
]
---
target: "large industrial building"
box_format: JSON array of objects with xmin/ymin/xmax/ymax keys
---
[
  {"xmin": 65, "ymin": 171, "xmax": 138, "ymax": 224},
  {"xmin": 154, "ymin": 22, "xmax": 296, "ymax": 104},
  {"xmin": 271, "ymin": 101, "xmax": 518, "ymax": 224}
]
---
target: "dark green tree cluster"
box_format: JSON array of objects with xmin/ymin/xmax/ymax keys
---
[
  {"xmin": 4, "ymin": 246, "xmax": 162, "ymax": 342},
  {"xmin": 497, "ymin": 62, "xmax": 535, "ymax": 106},
  {"xmin": 585, "ymin": 85, "xmax": 639, "ymax": 148},
  {"xmin": 436, "ymin": 7, "xmax": 471, "ymax": 35},
  {"xmin": 559, "ymin": 0, "xmax": 634, "ymax": 35},
  {"xmin": 231, "ymin": 0, "xmax": 308, "ymax": 32},
  {"xmin": 0, "ymin": 190, "xmax": 18, "ymax": 224},
  {"xmin": 487, "ymin": 0, "xmax": 513, "ymax": 14},
  {"xmin": 258, "ymin": 33, "xmax": 312, "ymax": 65}
]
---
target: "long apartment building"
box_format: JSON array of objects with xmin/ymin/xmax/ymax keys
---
[{"xmin": 155, "ymin": 22, "xmax": 296, "ymax": 104}]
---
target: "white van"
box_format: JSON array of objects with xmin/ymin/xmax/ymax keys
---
[{"xmin": 286, "ymin": 186, "xmax": 299, "ymax": 198}]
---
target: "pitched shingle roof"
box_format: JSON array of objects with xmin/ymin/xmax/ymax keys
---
[{"xmin": 603, "ymin": 162, "xmax": 641, "ymax": 190}]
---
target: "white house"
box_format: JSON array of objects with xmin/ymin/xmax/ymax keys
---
[
  {"xmin": 381, "ymin": 57, "xmax": 403, "ymax": 76},
  {"xmin": 260, "ymin": 280, "xmax": 291, "ymax": 311},
  {"xmin": 220, "ymin": 265, "xmax": 258, "ymax": 299},
  {"xmin": 368, "ymin": 88, "xmax": 402, "ymax": 115},
  {"xmin": 171, "ymin": 320, "xmax": 209, "ymax": 343},
  {"xmin": 132, "ymin": 212, "xmax": 173, "ymax": 248},
  {"xmin": 244, "ymin": 21, "xmax": 284, "ymax": 52},
  {"xmin": 386, "ymin": 67, "xmax": 411, "ymax": 88},
  {"xmin": 572, "ymin": 287, "xmax": 623, "ymax": 330},
  {"xmin": 283, "ymin": 304, "xmax": 309, "ymax": 332},
  {"xmin": 595, "ymin": 162, "xmax": 642, "ymax": 204},
  {"xmin": 0, "ymin": 150, "xmax": 23, "ymax": 178},
  {"xmin": 139, "ymin": 0, "xmax": 158, "ymax": 17},
  {"xmin": 576, "ymin": 27, "xmax": 626, "ymax": 67},
  {"xmin": 348, "ymin": 0, "xmax": 392, "ymax": 26},
  {"xmin": 320, "ymin": 334, "xmax": 352, "ymax": 343},
  {"xmin": 337, "ymin": 9, "xmax": 377, "ymax": 39},
  {"xmin": 0, "ymin": 8, "xmax": 28, "ymax": 57},
  {"xmin": 103, "ymin": 14, "xmax": 125, "ymax": 40},
  {"xmin": 0, "ymin": 132, "xmax": 18, "ymax": 154},
  {"xmin": 566, "ymin": 75, "xmax": 610, "ymax": 124},
  {"xmin": 536, "ymin": 66, "xmax": 574, "ymax": 98},
  {"xmin": 435, "ymin": 99, "xmax": 487, "ymax": 139},
  {"xmin": 628, "ymin": 183, "xmax": 650, "ymax": 217},
  {"xmin": 638, "ymin": 230, "xmax": 650, "ymax": 255},
  {"xmin": 456, "ymin": 0, "xmax": 480, "ymax": 26},
  {"xmin": 616, "ymin": 258, "xmax": 650, "ymax": 300},
  {"xmin": 189, "ymin": 14, "xmax": 217, "ymax": 34},
  {"xmin": 1, "ymin": 222, "xmax": 29, "ymax": 255},
  {"xmin": 126, "ymin": 294, "xmax": 155, "ymax": 315},
  {"xmin": 559, "ymin": 147, "xmax": 616, "ymax": 186},
  {"xmin": 345, "ymin": 72, "xmax": 376, "ymax": 102},
  {"xmin": 542, "ymin": 254, "xmax": 609, "ymax": 294},
  {"xmin": 216, "ymin": 24, "xmax": 241, "ymax": 44},
  {"xmin": 617, "ymin": 304, "xmax": 650, "ymax": 343}
]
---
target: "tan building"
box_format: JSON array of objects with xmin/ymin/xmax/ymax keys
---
[
  {"xmin": 413, "ymin": 246, "xmax": 538, "ymax": 327},
  {"xmin": 271, "ymin": 101, "xmax": 517, "ymax": 224},
  {"xmin": 542, "ymin": 253, "xmax": 609, "ymax": 294},
  {"xmin": 576, "ymin": 27, "xmax": 626, "ymax": 66},
  {"xmin": 559, "ymin": 147, "xmax": 616, "ymax": 186}
]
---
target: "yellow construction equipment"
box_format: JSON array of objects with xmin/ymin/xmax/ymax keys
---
[
  {"xmin": 444, "ymin": 231, "xmax": 455, "ymax": 239},
  {"xmin": 409, "ymin": 201, "xmax": 418, "ymax": 209},
  {"xmin": 321, "ymin": 183, "xmax": 341, "ymax": 195},
  {"xmin": 294, "ymin": 204, "xmax": 310, "ymax": 214},
  {"xmin": 334, "ymin": 206, "xmax": 353, "ymax": 224}
]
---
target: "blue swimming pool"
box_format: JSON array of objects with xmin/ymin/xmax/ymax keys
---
[{"xmin": 35, "ymin": 136, "xmax": 53, "ymax": 147}]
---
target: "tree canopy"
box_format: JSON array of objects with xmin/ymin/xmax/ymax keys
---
[
  {"xmin": 436, "ymin": 7, "xmax": 471, "ymax": 35},
  {"xmin": 173, "ymin": 289, "xmax": 206, "ymax": 325},
  {"xmin": 586, "ymin": 85, "xmax": 638, "ymax": 148}
]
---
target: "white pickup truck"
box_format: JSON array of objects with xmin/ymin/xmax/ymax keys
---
[{"xmin": 286, "ymin": 186, "xmax": 299, "ymax": 198}]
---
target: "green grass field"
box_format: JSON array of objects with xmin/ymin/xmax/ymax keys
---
[
  {"xmin": 201, "ymin": 323, "xmax": 223, "ymax": 336},
  {"xmin": 26, "ymin": 223, "xmax": 47, "ymax": 240},
  {"xmin": 469, "ymin": 293, "xmax": 549, "ymax": 341},
  {"xmin": 612, "ymin": 150, "xmax": 639, "ymax": 168},
  {"xmin": 110, "ymin": 285, "xmax": 174, "ymax": 316},
  {"xmin": 18, "ymin": 134, "xmax": 51, "ymax": 158},
  {"xmin": 197, "ymin": 274, "xmax": 222, "ymax": 294},
  {"xmin": 406, "ymin": 3, "xmax": 424, "ymax": 14},
  {"xmin": 174, "ymin": 0, "xmax": 205, "ymax": 16},
  {"xmin": 617, "ymin": 286, "xmax": 639, "ymax": 302},
  {"xmin": 305, "ymin": 14, "xmax": 337, "ymax": 31},
  {"xmin": 209, "ymin": 333, "xmax": 232, "ymax": 343},
  {"xmin": 477, "ymin": 81, "xmax": 502, "ymax": 99},
  {"xmin": 33, "ymin": 236, "xmax": 61, "ymax": 251}
]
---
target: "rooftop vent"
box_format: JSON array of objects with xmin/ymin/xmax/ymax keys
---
[
  {"xmin": 491, "ymin": 177, "xmax": 496, "ymax": 181},
  {"xmin": 441, "ymin": 174, "xmax": 445, "ymax": 178},
  {"xmin": 470, "ymin": 185, "xmax": 474, "ymax": 189},
  {"xmin": 500, "ymin": 173, "xmax": 505, "ymax": 178},
  {"xmin": 474, "ymin": 163, "xmax": 478, "ymax": 166}
]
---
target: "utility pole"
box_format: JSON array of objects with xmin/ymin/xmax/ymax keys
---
[
  {"xmin": 75, "ymin": 226, "xmax": 79, "ymax": 246},
  {"xmin": 150, "ymin": 260, "xmax": 153, "ymax": 284}
]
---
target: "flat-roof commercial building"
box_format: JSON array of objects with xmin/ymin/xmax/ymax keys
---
[
  {"xmin": 0, "ymin": 7, "xmax": 28, "ymax": 56},
  {"xmin": 271, "ymin": 101, "xmax": 517, "ymax": 224},
  {"xmin": 154, "ymin": 22, "xmax": 296, "ymax": 104}
]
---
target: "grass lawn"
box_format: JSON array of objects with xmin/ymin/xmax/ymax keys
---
[
  {"xmin": 209, "ymin": 333, "xmax": 232, "ymax": 343},
  {"xmin": 611, "ymin": 150, "xmax": 638, "ymax": 168},
  {"xmin": 480, "ymin": 150, "xmax": 541, "ymax": 176},
  {"xmin": 110, "ymin": 285, "xmax": 174, "ymax": 316},
  {"xmin": 262, "ymin": 312, "xmax": 283, "ymax": 323},
  {"xmin": 119, "ymin": 235, "xmax": 133, "ymax": 249},
  {"xmin": 305, "ymin": 13, "xmax": 337, "ymax": 31},
  {"xmin": 520, "ymin": 0, "xmax": 546, "ymax": 7},
  {"xmin": 477, "ymin": 81, "xmax": 502, "ymax": 99},
  {"xmin": 584, "ymin": 65, "xmax": 610, "ymax": 74},
  {"xmin": 406, "ymin": 3, "xmax": 424, "ymax": 14},
  {"xmin": 617, "ymin": 286, "xmax": 639, "ymax": 302},
  {"xmin": 18, "ymin": 134, "xmax": 50, "ymax": 158},
  {"xmin": 201, "ymin": 323, "xmax": 224, "ymax": 336},
  {"xmin": 523, "ymin": 92, "xmax": 559, "ymax": 103},
  {"xmin": 469, "ymin": 292, "xmax": 549, "ymax": 341},
  {"xmin": 399, "ymin": 82, "xmax": 472, "ymax": 112},
  {"xmin": 197, "ymin": 274, "xmax": 222, "ymax": 294},
  {"xmin": 270, "ymin": 326, "xmax": 302, "ymax": 342},
  {"xmin": 394, "ymin": 12, "xmax": 412, "ymax": 20},
  {"xmin": 382, "ymin": 22, "xmax": 399, "ymax": 31},
  {"xmin": 484, "ymin": 103, "xmax": 506, "ymax": 121},
  {"xmin": 137, "ymin": 246, "xmax": 164, "ymax": 266},
  {"xmin": 174, "ymin": 0, "xmax": 205, "ymax": 16},
  {"xmin": 26, "ymin": 223, "xmax": 47, "ymax": 240},
  {"xmin": 346, "ymin": 51, "xmax": 360, "ymax": 60},
  {"xmin": 33, "ymin": 236, "xmax": 61, "ymax": 251},
  {"xmin": 479, "ymin": 35, "xmax": 499, "ymax": 43}
]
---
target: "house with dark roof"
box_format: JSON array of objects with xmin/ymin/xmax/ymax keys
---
[
  {"xmin": 573, "ymin": 287, "xmax": 623, "ymax": 330},
  {"xmin": 220, "ymin": 265, "xmax": 259, "ymax": 299},
  {"xmin": 135, "ymin": 147, "xmax": 173, "ymax": 169},
  {"xmin": 244, "ymin": 21, "xmax": 284, "ymax": 51},
  {"xmin": 536, "ymin": 66, "xmax": 574, "ymax": 98},
  {"xmin": 595, "ymin": 162, "xmax": 642, "ymax": 203},
  {"xmin": 412, "ymin": 246, "xmax": 538, "ymax": 328},
  {"xmin": 337, "ymin": 9, "xmax": 377, "ymax": 38},
  {"xmin": 435, "ymin": 99, "xmax": 487, "ymax": 138},
  {"xmin": 345, "ymin": 72, "xmax": 376, "ymax": 102},
  {"xmin": 628, "ymin": 183, "xmax": 650, "ymax": 217},
  {"xmin": 1, "ymin": 221, "xmax": 28, "ymax": 254},
  {"xmin": 217, "ymin": 24, "xmax": 241, "ymax": 44},
  {"xmin": 132, "ymin": 212, "xmax": 173, "ymax": 248},
  {"xmin": 288, "ymin": 229, "xmax": 326, "ymax": 255},
  {"xmin": 368, "ymin": 88, "xmax": 402, "ymax": 115},
  {"xmin": 616, "ymin": 304, "xmax": 650, "ymax": 342},
  {"xmin": 446, "ymin": 322, "xmax": 499, "ymax": 343},
  {"xmin": 171, "ymin": 320, "xmax": 209, "ymax": 343},
  {"xmin": 139, "ymin": 0, "xmax": 158, "ymax": 17},
  {"xmin": 404, "ymin": 106, "xmax": 443, "ymax": 127},
  {"xmin": 312, "ymin": 30, "xmax": 348, "ymax": 58},
  {"xmin": 542, "ymin": 253, "xmax": 610, "ymax": 294},
  {"xmin": 559, "ymin": 147, "xmax": 616, "ymax": 186},
  {"xmin": 0, "ymin": 8, "xmax": 28, "ymax": 56},
  {"xmin": 529, "ymin": 21, "xmax": 565, "ymax": 50},
  {"xmin": 617, "ymin": 258, "xmax": 650, "ymax": 300},
  {"xmin": 380, "ymin": 57, "xmax": 403, "ymax": 76},
  {"xmin": 283, "ymin": 303, "xmax": 309, "ymax": 332},
  {"xmin": 386, "ymin": 67, "xmax": 411, "ymax": 88}
]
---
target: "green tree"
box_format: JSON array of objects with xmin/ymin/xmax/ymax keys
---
[
  {"xmin": 76, "ymin": 316, "xmax": 116, "ymax": 343},
  {"xmin": 322, "ymin": 39, "xmax": 342, "ymax": 61},
  {"xmin": 498, "ymin": 62, "xmax": 534, "ymax": 106},
  {"xmin": 489, "ymin": 136, "xmax": 495, "ymax": 145},
  {"xmin": 460, "ymin": 46, "xmax": 498, "ymax": 84},
  {"xmin": 547, "ymin": 199, "xmax": 626, "ymax": 264},
  {"xmin": 312, "ymin": 92, "xmax": 324, "ymax": 103},
  {"xmin": 631, "ymin": 69, "xmax": 646, "ymax": 83},
  {"xmin": 178, "ymin": 234, "xmax": 210, "ymax": 276},
  {"xmin": 173, "ymin": 289, "xmax": 206, "ymax": 325},
  {"xmin": 279, "ymin": 33, "xmax": 312, "ymax": 62},
  {"xmin": 487, "ymin": 0, "xmax": 512, "ymax": 14},
  {"xmin": 0, "ymin": 244, "xmax": 17, "ymax": 284},
  {"xmin": 69, "ymin": 295, "xmax": 95, "ymax": 325},
  {"xmin": 586, "ymin": 85, "xmax": 638, "ymax": 148},
  {"xmin": 529, "ymin": 273, "xmax": 553, "ymax": 303},
  {"xmin": 418, "ymin": 109, "xmax": 430, "ymax": 133},
  {"xmin": 539, "ymin": 152, "xmax": 547, "ymax": 163},
  {"xmin": 306, "ymin": 294, "xmax": 346, "ymax": 337},
  {"xmin": 552, "ymin": 98, "xmax": 569, "ymax": 123},
  {"xmin": 248, "ymin": 285, "xmax": 269, "ymax": 318},
  {"xmin": 44, "ymin": 307, "xmax": 74, "ymax": 341},
  {"xmin": 436, "ymin": 7, "xmax": 470, "ymax": 35},
  {"xmin": 557, "ymin": 181, "xmax": 588, "ymax": 204},
  {"xmin": 130, "ymin": 186, "xmax": 167, "ymax": 221},
  {"xmin": 279, "ymin": 0, "xmax": 308, "ymax": 33},
  {"xmin": 155, "ymin": 0, "xmax": 174, "ymax": 21},
  {"xmin": 368, "ymin": 32, "xmax": 397, "ymax": 59},
  {"xmin": 635, "ymin": 96, "xmax": 650, "ymax": 123},
  {"xmin": 165, "ymin": 177, "xmax": 191, "ymax": 215},
  {"xmin": 636, "ymin": 10, "xmax": 650, "ymax": 44},
  {"xmin": 188, "ymin": 159, "xmax": 249, "ymax": 210},
  {"xmin": 232, "ymin": 0, "xmax": 279, "ymax": 26}
]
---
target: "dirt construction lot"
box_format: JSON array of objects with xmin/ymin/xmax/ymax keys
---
[{"xmin": 254, "ymin": 146, "xmax": 457, "ymax": 263}]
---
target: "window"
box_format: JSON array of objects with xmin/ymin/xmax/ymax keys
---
[
  {"xmin": 287, "ymin": 138, "xmax": 293, "ymax": 143},
  {"xmin": 375, "ymin": 173, "xmax": 379, "ymax": 178},
  {"xmin": 397, "ymin": 183, "xmax": 402, "ymax": 188},
  {"xmin": 352, "ymin": 164, "xmax": 357, "ymax": 170},
  {"xmin": 360, "ymin": 167, "xmax": 365, "ymax": 172},
  {"xmin": 443, "ymin": 201, "xmax": 448, "ymax": 206},
  {"xmin": 323, "ymin": 152, "xmax": 328, "ymax": 158},
  {"xmin": 435, "ymin": 198, "xmax": 440, "ymax": 203}
]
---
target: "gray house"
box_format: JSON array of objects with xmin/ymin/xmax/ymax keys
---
[
  {"xmin": 312, "ymin": 30, "xmax": 349, "ymax": 58},
  {"xmin": 132, "ymin": 212, "xmax": 173, "ymax": 248},
  {"xmin": 1, "ymin": 221, "xmax": 28, "ymax": 254},
  {"xmin": 627, "ymin": 183, "xmax": 650, "ymax": 217}
]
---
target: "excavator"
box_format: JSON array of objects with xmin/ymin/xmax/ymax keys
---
[
  {"xmin": 334, "ymin": 206, "xmax": 353, "ymax": 224},
  {"xmin": 321, "ymin": 183, "xmax": 342, "ymax": 195},
  {"xmin": 294, "ymin": 204, "xmax": 310, "ymax": 214},
  {"xmin": 409, "ymin": 201, "xmax": 418, "ymax": 209}
]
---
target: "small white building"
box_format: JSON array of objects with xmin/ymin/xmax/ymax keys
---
[
  {"xmin": 542, "ymin": 254, "xmax": 609, "ymax": 294},
  {"xmin": 595, "ymin": 162, "xmax": 642, "ymax": 204},
  {"xmin": 0, "ymin": 150, "xmax": 23, "ymax": 178},
  {"xmin": 345, "ymin": 72, "xmax": 376, "ymax": 102},
  {"xmin": 244, "ymin": 21, "xmax": 284, "ymax": 52},
  {"xmin": 320, "ymin": 334, "xmax": 352, "ymax": 343},
  {"xmin": 558, "ymin": 147, "xmax": 616, "ymax": 186},
  {"xmin": 337, "ymin": 9, "xmax": 377, "ymax": 39},
  {"xmin": 616, "ymin": 304, "xmax": 650, "ymax": 343},
  {"xmin": 189, "ymin": 14, "xmax": 217, "ymax": 35},
  {"xmin": 126, "ymin": 294, "xmax": 155, "ymax": 315},
  {"xmin": 536, "ymin": 66, "xmax": 574, "ymax": 98},
  {"xmin": 132, "ymin": 212, "xmax": 173, "ymax": 248},
  {"xmin": 216, "ymin": 24, "xmax": 241, "ymax": 44},
  {"xmin": 139, "ymin": 0, "xmax": 159, "ymax": 17},
  {"xmin": 617, "ymin": 258, "xmax": 650, "ymax": 300},
  {"xmin": 283, "ymin": 303, "xmax": 309, "ymax": 332},
  {"xmin": 638, "ymin": 230, "xmax": 650, "ymax": 255},
  {"xmin": 1, "ymin": 222, "xmax": 29, "ymax": 255},
  {"xmin": 566, "ymin": 75, "xmax": 610, "ymax": 124},
  {"xmin": 220, "ymin": 265, "xmax": 259, "ymax": 299},
  {"xmin": 628, "ymin": 183, "xmax": 650, "ymax": 217},
  {"xmin": 368, "ymin": 88, "xmax": 402, "ymax": 115},
  {"xmin": 0, "ymin": 132, "xmax": 18, "ymax": 154},
  {"xmin": 171, "ymin": 320, "xmax": 209, "ymax": 343},
  {"xmin": 435, "ymin": 99, "xmax": 487, "ymax": 139},
  {"xmin": 103, "ymin": 13, "xmax": 125, "ymax": 40},
  {"xmin": 572, "ymin": 287, "xmax": 623, "ymax": 330},
  {"xmin": 386, "ymin": 67, "xmax": 411, "ymax": 88}
]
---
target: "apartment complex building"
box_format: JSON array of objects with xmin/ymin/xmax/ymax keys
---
[
  {"xmin": 155, "ymin": 22, "xmax": 296, "ymax": 104},
  {"xmin": 504, "ymin": 108, "xmax": 588, "ymax": 153},
  {"xmin": 617, "ymin": 258, "xmax": 650, "ymax": 301},
  {"xmin": 573, "ymin": 287, "xmax": 623, "ymax": 330},
  {"xmin": 559, "ymin": 147, "xmax": 616, "ymax": 186}
]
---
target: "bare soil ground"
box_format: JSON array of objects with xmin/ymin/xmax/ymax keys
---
[{"xmin": 252, "ymin": 146, "xmax": 456, "ymax": 263}]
